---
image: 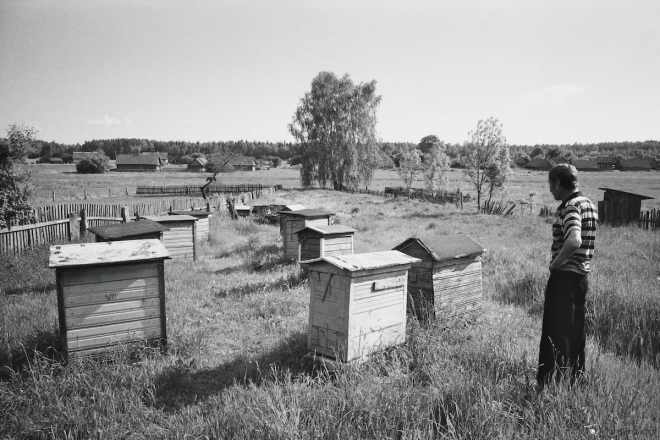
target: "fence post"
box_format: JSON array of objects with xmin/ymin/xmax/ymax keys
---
[
  {"xmin": 109, "ymin": 188, "xmax": 112, "ymax": 198},
  {"xmin": 126, "ymin": 187, "xmax": 129, "ymax": 196},
  {"xmin": 52, "ymin": 191, "xmax": 56, "ymax": 202},
  {"xmin": 80, "ymin": 209, "xmax": 88, "ymax": 237},
  {"xmin": 69, "ymin": 213, "xmax": 79, "ymax": 241},
  {"xmin": 84, "ymin": 189, "xmax": 87, "ymax": 200},
  {"xmin": 121, "ymin": 207, "xmax": 129, "ymax": 223},
  {"xmin": 206, "ymin": 202, "xmax": 211, "ymax": 212}
]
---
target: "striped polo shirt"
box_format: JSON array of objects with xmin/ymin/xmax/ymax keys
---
[{"xmin": 551, "ymin": 191, "xmax": 598, "ymax": 274}]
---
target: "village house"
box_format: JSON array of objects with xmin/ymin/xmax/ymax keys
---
[
  {"xmin": 596, "ymin": 156, "xmax": 618, "ymax": 171},
  {"xmin": 228, "ymin": 156, "xmax": 257, "ymax": 171},
  {"xmin": 572, "ymin": 159, "xmax": 599, "ymax": 172},
  {"xmin": 187, "ymin": 157, "xmax": 208, "ymax": 172},
  {"xmin": 140, "ymin": 152, "xmax": 169, "ymax": 164},
  {"xmin": 524, "ymin": 158, "xmax": 556, "ymax": 171},
  {"xmin": 642, "ymin": 157, "xmax": 659, "ymax": 170},
  {"xmin": 115, "ymin": 154, "xmax": 163, "ymax": 171},
  {"xmin": 615, "ymin": 159, "xmax": 652, "ymax": 171}
]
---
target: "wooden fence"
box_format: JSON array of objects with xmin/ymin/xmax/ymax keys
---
[
  {"xmin": 1, "ymin": 187, "xmax": 278, "ymax": 254},
  {"xmin": 136, "ymin": 184, "xmax": 272, "ymax": 195},
  {"xmin": 639, "ymin": 208, "xmax": 659, "ymax": 231}
]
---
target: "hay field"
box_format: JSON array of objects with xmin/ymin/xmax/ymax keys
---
[{"xmin": 1, "ymin": 186, "xmax": 659, "ymax": 439}]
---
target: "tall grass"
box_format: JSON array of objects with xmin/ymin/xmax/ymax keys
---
[{"xmin": 1, "ymin": 189, "xmax": 659, "ymax": 438}]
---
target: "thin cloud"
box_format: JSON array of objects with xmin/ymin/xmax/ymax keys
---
[
  {"xmin": 124, "ymin": 118, "xmax": 135, "ymax": 126},
  {"xmin": 87, "ymin": 115, "xmax": 122, "ymax": 125},
  {"xmin": 521, "ymin": 84, "xmax": 586, "ymax": 107}
]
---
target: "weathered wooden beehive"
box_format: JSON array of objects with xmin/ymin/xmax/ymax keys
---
[
  {"xmin": 303, "ymin": 251, "xmax": 421, "ymax": 362},
  {"xmin": 278, "ymin": 209, "xmax": 334, "ymax": 261},
  {"xmin": 296, "ymin": 224, "xmax": 357, "ymax": 261},
  {"xmin": 169, "ymin": 210, "xmax": 211, "ymax": 243},
  {"xmin": 142, "ymin": 215, "xmax": 198, "ymax": 260},
  {"xmin": 234, "ymin": 204, "xmax": 252, "ymax": 217},
  {"xmin": 88, "ymin": 219, "xmax": 169, "ymax": 243},
  {"xmin": 393, "ymin": 235, "xmax": 486, "ymax": 319},
  {"xmin": 49, "ymin": 239, "xmax": 170, "ymax": 359},
  {"xmin": 598, "ymin": 187, "xmax": 652, "ymax": 225},
  {"xmin": 278, "ymin": 204, "xmax": 306, "ymax": 235}
]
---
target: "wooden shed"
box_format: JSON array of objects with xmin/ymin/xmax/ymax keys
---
[
  {"xmin": 598, "ymin": 187, "xmax": 653, "ymax": 225},
  {"xmin": 88, "ymin": 219, "xmax": 169, "ymax": 243},
  {"xmin": 142, "ymin": 215, "xmax": 198, "ymax": 260},
  {"xmin": 49, "ymin": 239, "xmax": 170, "ymax": 359},
  {"xmin": 278, "ymin": 209, "xmax": 334, "ymax": 261},
  {"xmin": 296, "ymin": 224, "xmax": 357, "ymax": 262},
  {"xmin": 169, "ymin": 210, "xmax": 211, "ymax": 243},
  {"xmin": 393, "ymin": 235, "xmax": 486, "ymax": 320},
  {"xmin": 302, "ymin": 251, "xmax": 421, "ymax": 362}
]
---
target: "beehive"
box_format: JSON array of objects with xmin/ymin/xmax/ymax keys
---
[
  {"xmin": 169, "ymin": 210, "xmax": 212, "ymax": 243},
  {"xmin": 49, "ymin": 239, "xmax": 170, "ymax": 359},
  {"xmin": 393, "ymin": 235, "xmax": 486, "ymax": 319},
  {"xmin": 142, "ymin": 215, "xmax": 198, "ymax": 260},
  {"xmin": 278, "ymin": 209, "xmax": 334, "ymax": 261},
  {"xmin": 296, "ymin": 225, "xmax": 357, "ymax": 261},
  {"xmin": 234, "ymin": 204, "xmax": 252, "ymax": 217},
  {"xmin": 303, "ymin": 251, "xmax": 420, "ymax": 362},
  {"xmin": 88, "ymin": 219, "xmax": 169, "ymax": 243},
  {"xmin": 278, "ymin": 204, "xmax": 306, "ymax": 236}
]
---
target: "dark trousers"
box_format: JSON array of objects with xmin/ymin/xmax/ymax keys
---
[{"xmin": 537, "ymin": 270, "xmax": 588, "ymax": 387}]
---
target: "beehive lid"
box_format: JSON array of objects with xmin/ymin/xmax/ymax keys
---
[
  {"xmin": 302, "ymin": 251, "xmax": 420, "ymax": 272},
  {"xmin": 280, "ymin": 204, "xmax": 306, "ymax": 211},
  {"xmin": 169, "ymin": 210, "xmax": 211, "ymax": 217},
  {"xmin": 393, "ymin": 235, "xmax": 486, "ymax": 261},
  {"xmin": 276, "ymin": 208, "xmax": 334, "ymax": 217},
  {"xmin": 88, "ymin": 219, "xmax": 169, "ymax": 240},
  {"xmin": 49, "ymin": 239, "xmax": 170, "ymax": 268},
  {"xmin": 234, "ymin": 204, "xmax": 251, "ymax": 211},
  {"xmin": 142, "ymin": 214, "xmax": 198, "ymax": 222},
  {"xmin": 294, "ymin": 224, "xmax": 357, "ymax": 235}
]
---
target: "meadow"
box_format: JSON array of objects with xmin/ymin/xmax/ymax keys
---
[
  {"xmin": 1, "ymin": 169, "xmax": 660, "ymax": 438},
  {"xmin": 24, "ymin": 163, "xmax": 660, "ymax": 211}
]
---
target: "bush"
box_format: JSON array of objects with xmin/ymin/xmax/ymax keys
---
[{"xmin": 76, "ymin": 154, "xmax": 109, "ymax": 174}]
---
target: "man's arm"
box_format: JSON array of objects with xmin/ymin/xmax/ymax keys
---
[{"xmin": 549, "ymin": 229, "xmax": 582, "ymax": 271}]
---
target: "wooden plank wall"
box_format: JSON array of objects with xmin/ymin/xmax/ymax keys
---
[
  {"xmin": 160, "ymin": 221, "xmax": 196, "ymax": 260},
  {"xmin": 406, "ymin": 264, "xmax": 435, "ymax": 318},
  {"xmin": 58, "ymin": 261, "xmax": 164, "ymax": 357},
  {"xmin": 432, "ymin": 259, "xmax": 483, "ymax": 318},
  {"xmin": 346, "ymin": 270, "xmax": 407, "ymax": 361},
  {"xmin": 307, "ymin": 271, "xmax": 351, "ymax": 360},
  {"xmin": 196, "ymin": 217, "xmax": 210, "ymax": 243},
  {"xmin": 300, "ymin": 237, "xmax": 321, "ymax": 261},
  {"xmin": 322, "ymin": 236, "xmax": 353, "ymax": 258}
]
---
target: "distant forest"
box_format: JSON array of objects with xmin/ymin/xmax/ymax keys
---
[{"xmin": 22, "ymin": 137, "xmax": 660, "ymax": 166}]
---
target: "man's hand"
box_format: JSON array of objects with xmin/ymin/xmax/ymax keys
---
[{"xmin": 549, "ymin": 229, "xmax": 582, "ymax": 272}]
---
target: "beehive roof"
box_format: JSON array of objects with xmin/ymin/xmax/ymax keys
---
[
  {"xmin": 393, "ymin": 235, "xmax": 486, "ymax": 261},
  {"xmin": 277, "ymin": 208, "xmax": 334, "ymax": 217},
  {"xmin": 49, "ymin": 239, "xmax": 170, "ymax": 268},
  {"xmin": 280, "ymin": 204, "xmax": 306, "ymax": 211},
  {"xmin": 142, "ymin": 214, "xmax": 198, "ymax": 222},
  {"xmin": 598, "ymin": 188, "xmax": 654, "ymax": 200},
  {"xmin": 169, "ymin": 210, "xmax": 211, "ymax": 217},
  {"xmin": 88, "ymin": 219, "xmax": 169, "ymax": 239},
  {"xmin": 302, "ymin": 251, "xmax": 420, "ymax": 271},
  {"xmin": 294, "ymin": 224, "xmax": 357, "ymax": 235}
]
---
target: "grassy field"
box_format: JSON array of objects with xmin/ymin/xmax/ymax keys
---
[
  {"xmin": 24, "ymin": 164, "xmax": 660, "ymax": 211},
  {"xmin": 1, "ymin": 184, "xmax": 659, "ymax": 438}
]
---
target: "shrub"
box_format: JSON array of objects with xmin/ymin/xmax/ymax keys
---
[{"xmin": 76, "ymin": 154, "xmax": 109, "ymax": 174}]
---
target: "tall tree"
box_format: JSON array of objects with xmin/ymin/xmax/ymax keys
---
[
  {"xmin": 289, "ymin": 72, "xmax": 382, "ymax": 190},
  {"xmin": 0, "ymin": 124, "xmax": 37, "ymax": 229},
  {"xmin": 462, "ymin": 118, "xmax": 509, "ymax": 209},
  {"xmin": 423, "ymin": 144, "xmax": 450, "ymax": 193},
  {"xmin": 397, "ymin": 148, "xmax": 422, "ymax": 194},
  {"xmin": 417, "ymin": 135, "xmax": 442, "ymax": 156}
]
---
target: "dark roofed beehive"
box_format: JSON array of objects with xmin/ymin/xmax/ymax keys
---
[
  {"xmin": 142, "ymin": 215, "xmax": 198, "ymax": 260},
  {"xmin": 88, "ymin": 219, "xmax": 169, "ymax": 243},
  {"xmin": 278, "ymin": 209, "xmax": 334, "ymax": 260},
  {"xmin": 49, "ymin": 239, "xmax": 171, "ymax": 359},
  {"xmin": 393, "ymin": 235, "xmax": 486, "ymax": 320},
  {"xmin": 296, "ymin": 224, "xmax": 357, "ymax": 262},
  {"xmin": 598, "ymin": 187, "xmax": 653, "ymax": 225},
  {"xmin": 302, "ymin": 251, "xmax": 421, "ymax": 362}
]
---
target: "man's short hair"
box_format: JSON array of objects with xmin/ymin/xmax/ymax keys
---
[{"xmin": 549, "ymin": 164, "xmax": 578, "ymax": 190}]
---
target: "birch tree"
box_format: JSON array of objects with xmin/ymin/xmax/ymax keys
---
[{"xmin": 289, "ymin": 72, "xmax": 381, "ymax": 190}]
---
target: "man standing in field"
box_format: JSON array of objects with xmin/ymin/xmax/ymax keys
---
[{"xmin": 537, "ymin": 164, "xmax": 597, "ymax": 389}]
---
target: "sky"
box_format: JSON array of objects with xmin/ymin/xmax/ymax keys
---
[{"xmin": 1, "ymin": 0, "xmax": 659, "ymax": 146}]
